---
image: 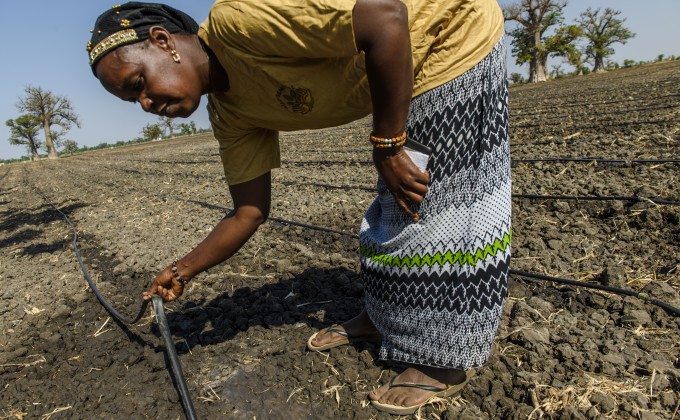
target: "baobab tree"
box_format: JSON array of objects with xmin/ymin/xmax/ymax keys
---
[
  {"xmin": 158, "ymin": 116, "xmax": 178, "ymax": 139},
  {"xmin": 503, "ymin": 0, "xmax": 569, "ymax": 83},
  {"xmin": 16, "ymin": 85, "xmax": 81, "ymax": 159},
  {"xmin": 577, "ymin": 7, "xmax": 635, "ymax": 73}
]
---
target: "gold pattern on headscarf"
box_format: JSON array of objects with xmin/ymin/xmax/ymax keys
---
[
  {"xmin": 112, "ymin": 4, "xmax": 121, "ymax": 8},
  {"xmin": 120, "ymin": 19, "xmax": 131, "ymax": 28},
  {"xmin": 86, "ymin": 41, "xmax": 92, "ymax": 52},
  {"xmin": 89, "ymin": 29, "xmax": 138, "ymax": 65}
]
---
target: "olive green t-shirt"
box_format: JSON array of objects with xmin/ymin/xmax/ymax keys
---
[{"xmin": 198, "ymin": 0, "xmax": 503, "ymax": 185}]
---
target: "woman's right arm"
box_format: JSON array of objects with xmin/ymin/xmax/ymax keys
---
[{"xmin": 144, "ymin": 171, "xmax": 271, "ymax": 301}]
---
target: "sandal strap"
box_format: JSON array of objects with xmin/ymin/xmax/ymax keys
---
[
  {"xmin": 324, "ymin": 326, "xmax": 348, "ymax": 338},
  {"xmin": 387, "ymin": 376, "xmax": 447, "ymax": 393}
]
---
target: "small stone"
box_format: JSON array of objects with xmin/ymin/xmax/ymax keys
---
[
  {"xmin": 547, "ymin": 239, "xmax": 562, "ymax": 250},
  {"xmin": 600, "ymin": 263, "xmax": 627, "ymax": 288},
  {"xmin": 620, "ymin": 310, "xmax": 653, "ymax": 326},
  {"xmin": 623, "ymin": 391, "xmax": 650, "ymax": 408}
]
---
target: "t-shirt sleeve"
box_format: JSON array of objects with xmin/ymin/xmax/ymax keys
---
[
  {"xmin": 204, "ymin": 0, "xmax": 359, "ymax": 58},
  {"xmin": 216, "ymin": 127, "xmax": 281, "ymax": 185}
]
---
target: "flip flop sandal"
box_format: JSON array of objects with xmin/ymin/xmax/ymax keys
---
[
  {"xmin": 370, "ymin": 368, "xmax": 477, "ymax": 415},
  {"xmin": 306, "ymin": 325, "xmax": 382, "ymax": 351}
]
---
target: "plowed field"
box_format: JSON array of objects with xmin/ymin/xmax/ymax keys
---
[{"xmin": 1, "ymin": 60, "xmax": 679, "ymax": 419}]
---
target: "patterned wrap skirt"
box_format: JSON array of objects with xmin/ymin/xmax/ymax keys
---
[{"xmin": 360, "ymin": 37, "xmax": 511, "ymax": 370}]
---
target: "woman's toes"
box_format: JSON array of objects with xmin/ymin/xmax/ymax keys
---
[
  {"xmin": 312, "ymin": 335, "xmax": 325, "ymax": 347},
  {"xmin": 368, "ymin": 383, "xmax": 388, "ymax": 401}
]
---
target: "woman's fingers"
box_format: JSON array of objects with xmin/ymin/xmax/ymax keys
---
[
  {"xmin": 143, "ymin": 277, "xmax": 182, "ymax": 302},
  {"xmin": 402, "ymin": 188, "xmax": 425, "ymax": 204},
  {"xmin": 143, "ymin": 281, "xmax": 158, "ymax": 301},
  {"xmin": 157, "ymin": 286, "xmax": 176, "ymax": 302},
  {"xmin": 395, "ymin": 195, "xmax": 414, "ymax": 217},
  {"xmin": 404, "ymin": 177, "xmax": 428, "ymax": 199}
]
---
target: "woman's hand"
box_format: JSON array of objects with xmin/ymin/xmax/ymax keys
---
[
  {"xmin": 373, "ymin": 146, "xmax": 430, "ymax": 221},
  {"xmin": 143, "ymin": 265, "xmax": 185, "ymax": 302}
]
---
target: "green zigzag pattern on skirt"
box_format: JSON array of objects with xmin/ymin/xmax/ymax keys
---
[{"xmin": 360, "ymin": 230, "xmax": 512, "ymax": 269}]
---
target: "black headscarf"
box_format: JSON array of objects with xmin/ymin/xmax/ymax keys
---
[{"xmin": 87, "ymin": 2, "xmax": 199, "ymax": 74}]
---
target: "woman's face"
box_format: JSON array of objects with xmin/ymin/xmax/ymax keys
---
[{"xmin": 95, "ymin": 39, "xmax": 203, "ymax": 119}]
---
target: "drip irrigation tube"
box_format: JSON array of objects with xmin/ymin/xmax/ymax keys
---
[
  {"xmin": 285, "ymin": 158, "xmax": 680, "ymax": 167},
  {"xmin": 281, "ymin": 159, "xmax": 374, "ymax": 166},
  {"xmin": 508, "ymin": 92, "xmax": 680, "ymax": 112},
  {"xmin": 514, "ymin": 194, "xmax": 680, "ymax": 205},
  {"xmin": 33, "ymin": 185, "xmax": 197, "ymax": 420},
  {"xmin": 510, "ymin": 270, "xmax": 680, "ymax": 316},
  {"xmin": 281, "ymin": 181, "xmax": 375, "ymax": 192},
  {"xmin": 512, "ymin": 118, "xmax": 680, "ymax": 129},
  {"xmin": 159, "ymin": 195, "xmax": 679, "ymax": 316},
  {"xmin": 151, "ymin": 296, "xmax": 197, "ymax": 420},
  {"xmin": 158, "ymin": 195, "xmax": 357, "ymax": 237},
  {"xmin": 278, "ymin": 182, "xmax": 680, "ymax": 206},
  {"xmin": 512, "ymin": 157, "xmax": 680, "ymax": 165}
]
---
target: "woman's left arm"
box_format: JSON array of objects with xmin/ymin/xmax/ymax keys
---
[{"xmin": 353, "ymin": 0, "xmax": 429, "ymax": 220}]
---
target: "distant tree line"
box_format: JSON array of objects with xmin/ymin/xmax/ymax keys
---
[
  {"xmin": 502, "ymin": 1, "xmax": 652, "ymax": 83},
  {"xmin": 4, "ymin": 87, "xmax": 210, "ymax": 163}
]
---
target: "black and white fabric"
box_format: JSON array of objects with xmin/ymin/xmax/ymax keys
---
[{"xmin": 360, "ymin": 37, "xmax": 511, "ymax": 369}]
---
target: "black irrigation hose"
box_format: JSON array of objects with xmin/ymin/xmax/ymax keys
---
[
  {"xmin": 33, "ymin": 185, "xmax": 150, "ymax": 324},
  {"xmin": 159, "ymin": 195, "xmax": 680, "ymax": 316},
  {"xmin": 509, "ymin": 92, "xmax": 680, "ymax": 113},
  {"xmin": 281, "ymin": 181, "xmax": 375, "ymax": 192},
  {"xmin": 32, "ymin": 185, "xmax": 197, "ymax": 420},
  {"xmin": 285, "ymin": 158, "xmax": 677, "ymax": 167},
  {"xmin": 512, "ymin": 118, "xmax": 680, "ymax": 129},
  {"xmin": 151, "ymin": 295, "xmax": 197, "ymax": 420},
  {"xmin": 512, "ymin": 136, "xmax": 676, "ymax": 148},
  {"xmin": 527, "ymin": 103, "xmax": 680, "ymax": 118},
  {"xmin": 277, "ymin": 182, "xmax": 680, "ymax": 206},
  {"xmin": 512, "ymin": 157, "xmax": 680, "ymax": 165},
  {"xmin": 158, "ymin": 195, "xmax": 358, "ymax": 237},
  {"xmin": 510, "ymin": 270, "xmax": 680, "ymax": 316},
  {"xmin": 281, "ymin": 159, "xmax": 374, "ymax": 166},
  {"xmin": 514, "ymin": 194, "xmax": 680, "ymax": 206}
]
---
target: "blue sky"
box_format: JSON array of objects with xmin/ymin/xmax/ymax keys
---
[{"xmin": 1, "ymin": 1, "xmax": 678, "ymax": 160}]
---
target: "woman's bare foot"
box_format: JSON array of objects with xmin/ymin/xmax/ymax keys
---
[
  {"xmin": 368, "ymin": 365, "xmax": 468, "ymax": 413},
  {"xmin": 308, "ymin": 308, "xmax": 381, "ymax": 350}
]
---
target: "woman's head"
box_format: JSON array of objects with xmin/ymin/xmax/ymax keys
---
[{"xmin": 88, "ymin": 2, "xmax": 207, "ymax": 118}]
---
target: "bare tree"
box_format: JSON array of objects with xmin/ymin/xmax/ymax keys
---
[
  {"xmin": 576, "ymin": 8, "xmax": 635, "ymax": 73},
  {"xmin": 503, "ymin": 0, "xmax": 567, "ymax": 83},
  {"xmin": 158, "ymin": 116, "xmax": 178, "ymax": 139},
  {"xmin": 6, "ymin": 115, "xmax": 42, "ymax": 161},
  {"xmin": 16, "ymin": 86, "xmax": 81, "ymax": 159}
]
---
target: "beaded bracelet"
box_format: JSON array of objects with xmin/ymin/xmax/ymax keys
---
[
  {"xmin": 370, "ymin": 131, "xmax": 407, "ymax": 148},
  {"xmin": 171, "ymin": 260, "xmax": 188, "ymax": 285}
]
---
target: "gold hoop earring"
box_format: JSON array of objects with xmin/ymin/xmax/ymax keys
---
[{"xmin": 171, "ymin": 49, "xmax": 181, "ymax": 63}]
